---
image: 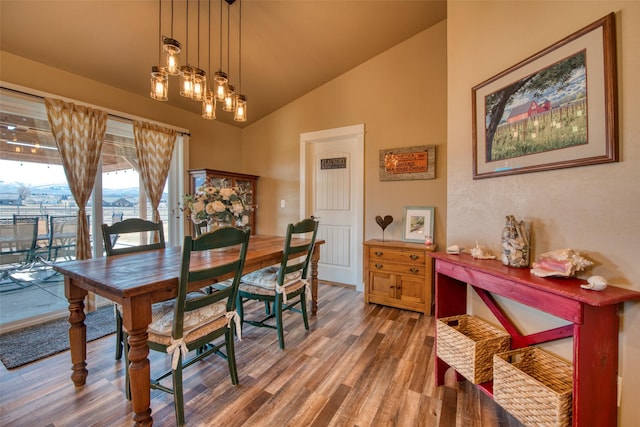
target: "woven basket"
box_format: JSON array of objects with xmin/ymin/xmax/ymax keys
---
[
  {"xmin": 493, "ymin": 347, "xmax": 573, "ymax": 427},
  {"xmin": 436, "ymin": 315, "xmax": 510, "ymax": 384}
]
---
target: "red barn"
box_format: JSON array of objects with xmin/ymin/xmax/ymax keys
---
[{"xmin": 507, "ymin": 99, "xmax": 551, "ymax": 123}]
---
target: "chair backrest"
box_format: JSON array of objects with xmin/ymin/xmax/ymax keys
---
[
  {"xmin": 278, "ymin": 218, "xmax": 319, "ymax": 283},
  {"xmin": 193, "ymin": 221, "xmax": 208, "ymax": 237},
  {"xmin": 0, "ymin": 220, "xmax": 38, "ymax": 265},
  {"xmin": 13, "ymin": 214, "xmax": 48, "ymax": 237},
  {"xmin": 47, "ymin": 215, "xmax": 79, "ymax": 261},
  {"xmin": 101, "ymin": 218, "xmax": 165, "ymax": 256},
  {"xmin": 173, "ymin": 227, "xmax": 251, "ymax": 339}
]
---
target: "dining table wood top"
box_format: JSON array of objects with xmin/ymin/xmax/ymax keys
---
[{"xmin": 54, "ymin": 234, "xmax": 323, "ymax": 301}]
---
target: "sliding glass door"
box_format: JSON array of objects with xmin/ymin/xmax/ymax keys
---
[{"xmin": 0, "ymin": 87, "xmax": 185, "ymax": 329}]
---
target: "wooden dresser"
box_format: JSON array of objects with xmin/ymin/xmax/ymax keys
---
[{"xmin": 363, "ymin": 239, "xmax": 434, "ymax": 314}]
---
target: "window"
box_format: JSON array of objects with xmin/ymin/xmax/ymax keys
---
[{"xmin": 0, "ymin": 87, "xmax": 186, "ymax": 328}]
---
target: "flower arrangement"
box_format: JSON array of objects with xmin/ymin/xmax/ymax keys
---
[{"xmin": 182, "ymin": 179, "xmax": 252, "ymax": 228}]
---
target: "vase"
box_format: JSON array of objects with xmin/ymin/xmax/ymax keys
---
[{"xmin": 500, "ymin": 215, "xmax": 530, "ymax": 268}]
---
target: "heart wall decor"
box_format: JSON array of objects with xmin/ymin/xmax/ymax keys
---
[{"xmin": 375, "ymin": 215, "xmax": 393, "ymax": 241}]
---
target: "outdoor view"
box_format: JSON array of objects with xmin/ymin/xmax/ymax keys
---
[
  {"xmin": 0, "ymin": 158, "xmax": 170, "ymax": 330},
  {"xmin": 0, "ymin": 160, "xmax": 169, "ymax": 229}
]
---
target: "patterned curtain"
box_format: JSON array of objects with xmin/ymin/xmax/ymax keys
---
[
  {"xmin": 133, "ymin": 121, "xmax": 177, "ymax": 228},
  {"xmin": 45, "ymin": 98, "xmax": 107, "ymax": 260}
]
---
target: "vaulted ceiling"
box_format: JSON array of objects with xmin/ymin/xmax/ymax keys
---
[{"xmin": 0, "ymin": 0, "xmax": 447, "ymax": 128}]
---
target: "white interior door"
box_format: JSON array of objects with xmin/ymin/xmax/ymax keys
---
[{"xmin": 300, "ymin": 125, "xmax": 364, "ymax": 290}]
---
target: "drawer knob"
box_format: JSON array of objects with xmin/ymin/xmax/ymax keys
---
[
  {"xmin": 410, "ymin": 254, "xmax": 419, "ymax": 260},
  {"xmin": 409, "ymin": 267, "xmax": 420, "ymax": 274},
  {"xmin": 375, "ymin": 263, "xmax": 383, "ymax": 269},
  {"xmin": 374, "ymin": 251, "xmax": 383, "ymax": 257}
]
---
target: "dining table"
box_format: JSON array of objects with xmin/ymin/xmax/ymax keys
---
[{"xmin": 53, "ymin": 234, "xmax": 325, "ymax": 426}]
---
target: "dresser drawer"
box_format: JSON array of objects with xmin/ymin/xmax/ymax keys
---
[
  {"xmin": 369, "ymin": 247, "xmax": 426, "ymax": 265},
  {"xmin": 368, "ymin": 260, "xmax": 425, "ymax": 277}
]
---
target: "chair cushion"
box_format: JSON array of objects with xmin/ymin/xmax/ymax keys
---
[
  {"xmin": 240, "ymin": 265, "xmax": 302, "ymax": 290},
  {"xmin": 239, "ymin": 279, "xmax": 305, "ymax": 296},
  {"xmin": 147, "ymin": 293, "xmax": 227, "ymax": 337}
]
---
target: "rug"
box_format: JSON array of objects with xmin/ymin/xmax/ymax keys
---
[{"xmin": 0, "ymin": 306, "xmax": 116, "ymax": 369}]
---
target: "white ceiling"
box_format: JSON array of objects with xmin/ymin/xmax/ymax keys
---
[{"xmin": 0, "ymin": 0, "xmax": 446, "ymax": 128}]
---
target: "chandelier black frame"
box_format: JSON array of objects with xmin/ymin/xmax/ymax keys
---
[{"xmin": 150, "ymin": 0, "xmax": 246, "ymax": 122}]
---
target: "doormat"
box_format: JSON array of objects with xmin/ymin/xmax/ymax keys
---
[{"xmin": 0, "ymin": 306, "xmax": 116, "ymax": 369}]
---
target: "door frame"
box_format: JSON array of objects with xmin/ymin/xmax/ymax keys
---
[{"xmin": 299, "ymin": 124, "xmax": 365, "ymax": 290}]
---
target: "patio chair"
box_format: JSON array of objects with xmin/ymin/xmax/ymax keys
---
[
  {"xmin": 101, "ymin": 218, "xmax": 165, "ymax": 361},
  {"xmin": 14, "ymin": 214, "xmax": 49, "ymax": 259},
  {"xmin": 236, "ymin": 218, "xmax": 318, "ymax": 349},
  {"xmin": 10, "ymin": 215, "xmax": 40, "ymax": 263},
  {"xmin": 0, "ymin": 219, "xmax": 38, "ymax": 289},
  {"xmin": 46, "ymin": 215, "xmax": 80, "ymax": 262},
  {"xmin": 124, "ymin": 227, "xmax": 250, "ymax": 425},
  {"xmin": 109, "ymin": 212, "xmax": 124, "ymax": 247}
]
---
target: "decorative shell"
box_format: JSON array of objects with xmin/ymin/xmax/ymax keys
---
[
  {"xmin": 446, "ymin": 244, "xmax": 463, "ymax": 255},
  {"xmin": 530, "ymin": 248, "xmax": 593, "ymax": 277},
  {"xmin": 580, "ymin": 275, "xmax": 608, "ymax": 291},
  {"xmin": 471, "ymin": 241, "xmax": 496, "ymax": 260}
]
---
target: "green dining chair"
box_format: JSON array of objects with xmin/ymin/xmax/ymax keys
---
[
  {"xmin": 101, "ymin": 218, "xmax": 165, "ymax": 362},
  {"xmin": 236, "ymin": 218, "xmax": 318, "ymax": 349},
  {"xmin": 125, "ymin": 226, "xmax": 250, "ymax": 426}
]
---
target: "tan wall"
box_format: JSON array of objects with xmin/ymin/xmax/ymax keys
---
[
  {"xmin": 241, "ymin": 21, "xmax": 448, "ymax": 246},
  {"xmin": 447, "ymin": 2, "xmax": 640, "ymax": 424},
  {"xmin": 0, "ymin": 51, "xmax": 243, "ymax": 183}
]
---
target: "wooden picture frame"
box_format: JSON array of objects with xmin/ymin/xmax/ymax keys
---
[
  {"xmin": 401, "ymin": 206, "xmax": 434, "ymax": 243},
  {"xmin": 472, "ymin": 13, "xmax": 618, "ymax": 179},
  {"xmin": 379, "ymin": 145, "xmax": 435, "ymax": 181}
]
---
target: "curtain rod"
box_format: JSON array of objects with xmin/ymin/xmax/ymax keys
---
[{"xmin": 0, "ymin": 85, "xmax": 191, "ymax": 137}]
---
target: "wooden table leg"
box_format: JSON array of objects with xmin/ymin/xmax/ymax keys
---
[
  {"xmin": 310, "ymin": 243, "xmax": 321, "ymax": 316},
  {"xmin": 123, "ymin": 296, "xmax": 153, "ymax": 427},
  {"xmin": 65, "ymin": 277, "xmax": 88, "ymax": 387}
]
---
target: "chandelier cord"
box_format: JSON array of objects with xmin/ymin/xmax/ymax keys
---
[
  {"xmin": 158, "ymin": 0, "xmax": 162, "ymax": 64},
  {"xmin": 197, "ymin": 0, "xmax": 201, "ymax": 68},
  {"xmin": 238, "ymin": 0, "xmax": 242, "ymax": 93},
  {"xmin": 227, "ymin": 3, "xmax": 231, "ymax": 77},
  {"xmin": 218, "ymin": 0, "xmax": 223, "ymax": 69},
  {"xmin": 208, "ymin": 0, "xmax": 211, "ymax": 79},
  {"xmin": 185, "ymin": 0, "xmax": 189, "ymax": 65},
  {"xmin": 170, "ymin": 0, "xmax": 174, "ymax": 37}
]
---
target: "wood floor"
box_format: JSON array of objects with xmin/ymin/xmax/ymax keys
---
[{"xmin": 0, "ymin": 283, "xmax": 523, "ymax": 426}]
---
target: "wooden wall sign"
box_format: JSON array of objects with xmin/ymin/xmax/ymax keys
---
[{"xmin": 379, "ymin": 145, "xmax": 435, "ymax": 181}]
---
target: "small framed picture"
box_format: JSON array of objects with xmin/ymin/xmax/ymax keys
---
[{"xmin": 401, "ymin": 206, "xmax": 434, "ymax": 244}]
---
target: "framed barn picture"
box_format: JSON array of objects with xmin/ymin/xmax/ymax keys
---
[{"xmin": 472, "ymin": 13, "xmax": 618, "ymax": 179}]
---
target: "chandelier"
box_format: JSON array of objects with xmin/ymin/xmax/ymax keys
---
[{"xmin": 150, "ymin": 0, "xmax": 246, "ymax": 122}]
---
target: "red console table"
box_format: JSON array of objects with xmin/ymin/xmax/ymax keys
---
[{"xmin": 431, "ymin": 252, "xmax": 640, "ymax": 427}]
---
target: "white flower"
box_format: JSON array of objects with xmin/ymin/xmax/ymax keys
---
[
  {"xmin": 219, "ymin": 187, "xmax": 236, "ymax": 200},
  {"xmin": 231, "ymin": 201, "xmax": 244, "ymax": 214},
  {"xmin": 193, "ymin": 200, "xmax": 205, "ymax": 213},
  {"xmin": 182, "ymin": 178, "xmax": 253, "ymax": 228},
  {"xmin": 212, "ymin": 200, "xmax": 226, "ymax": 213},
  {"xmin": 205, "ymin": 202, "xmax": 217, "ymax": 215}
]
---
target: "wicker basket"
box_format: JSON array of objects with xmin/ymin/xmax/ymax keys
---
[
  {"xmin": 436, "ymin": 314, "xmax": 510, "ymax": 384},
  {"xmin": 493, "ymin": 347, "xmax": 573, "ymax": 427}
]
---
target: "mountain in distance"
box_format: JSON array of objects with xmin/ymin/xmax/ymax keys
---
[{"xmin": 0, "ymin": 181, "xmax": 141, "ymax": 198}]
